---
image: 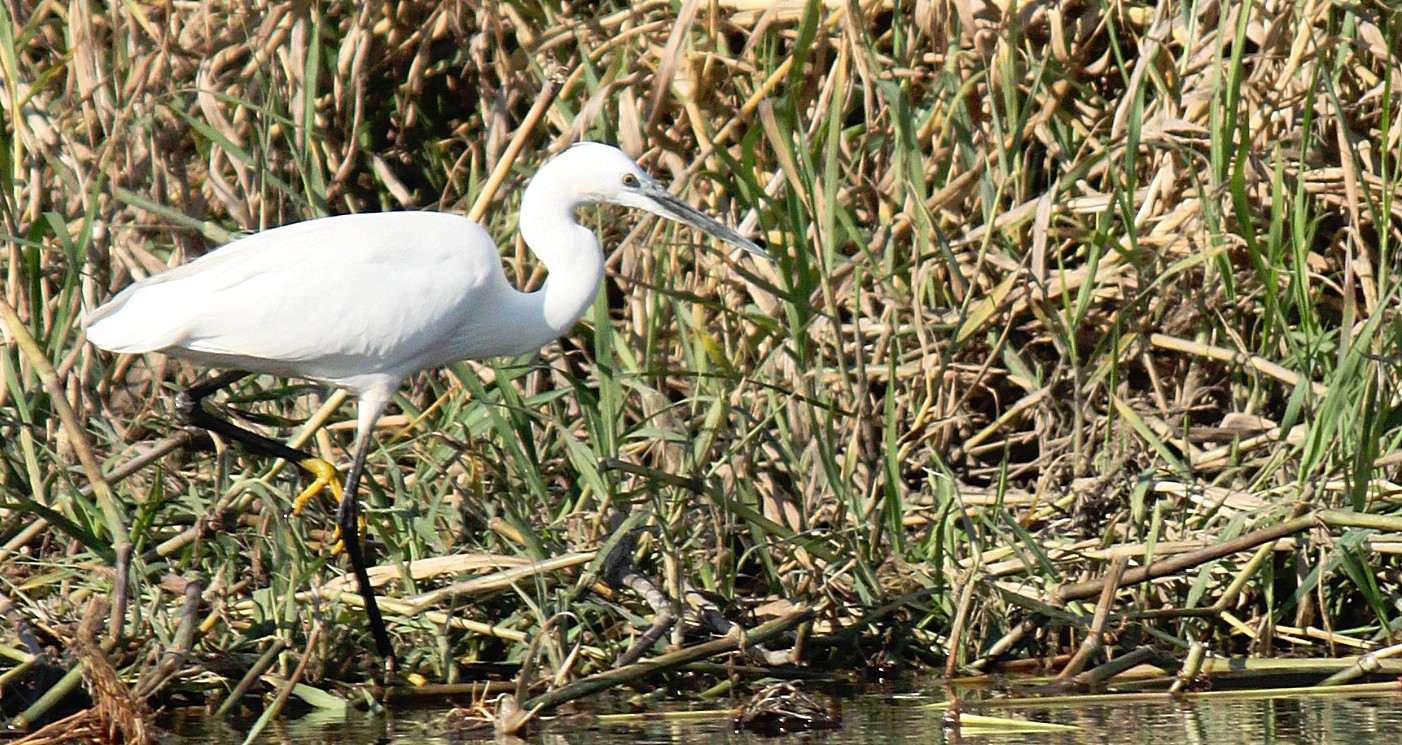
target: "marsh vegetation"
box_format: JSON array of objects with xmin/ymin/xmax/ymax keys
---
[{"xmin": 2, "ymin": 0, "xmax": 1402, "ymax": 739}]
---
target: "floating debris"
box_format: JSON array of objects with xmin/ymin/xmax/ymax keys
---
[{"xmin": 733, "ymin": 682, "xmax": 841, "ymax": 736}]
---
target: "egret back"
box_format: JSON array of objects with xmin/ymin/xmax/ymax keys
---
[{"xmin": 85, "ymin": 212, "xmax": 521, "ymax": 387}]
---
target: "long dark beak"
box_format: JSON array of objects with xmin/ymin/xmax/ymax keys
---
[{"xmin": 641, "ymin": 182, "xmax": 769, "ymax": 260}]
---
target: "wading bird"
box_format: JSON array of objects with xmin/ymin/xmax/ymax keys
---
[{"xmin": 85, "ymin": 142, "xmax": 767, "ymax": 678}]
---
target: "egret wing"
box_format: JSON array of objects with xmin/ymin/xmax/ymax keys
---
[{"xmin": 87, "ymin": 213, "xmax": 507, "ymax": 381}]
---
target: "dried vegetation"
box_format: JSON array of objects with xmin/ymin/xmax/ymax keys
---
[{"xmin": 3, "ymin": 0, "xmax": 1402, "ymax": 735}]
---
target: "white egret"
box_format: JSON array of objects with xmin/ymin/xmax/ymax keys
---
[{"xmin": 85, "ymin": 142, "xmax": 768, "ymax": 678}]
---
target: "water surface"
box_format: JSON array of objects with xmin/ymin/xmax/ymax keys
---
[{"xmin": 165, "ymin": 690, "xmax": 1402, "ymax": 744}]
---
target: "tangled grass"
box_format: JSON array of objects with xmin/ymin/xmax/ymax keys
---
[{"xmin": 3, "ymin": 0, "xmax": 1402, "ymax": 729}]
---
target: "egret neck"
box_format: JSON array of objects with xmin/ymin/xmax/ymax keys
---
[{"xmin": 515, "ymin": 170, "xmax": 607, "ymax": 350}]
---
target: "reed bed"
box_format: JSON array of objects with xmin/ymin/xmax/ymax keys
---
[{"xmin": 2, "ymin": 0, "xmax": 1402, "ymax": 735}]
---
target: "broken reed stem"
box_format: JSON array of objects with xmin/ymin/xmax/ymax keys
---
[
  {"xmin": 1149, "ymin": 333, "xmax": 1330, "ymax": 397},
  {"xmin": 1053, "ymin": 516, "xmax": 1318, "ymax": 604},
  {"xmin": 1058, "ymin": 557, "xmax": 1128, "ymax": 681}
]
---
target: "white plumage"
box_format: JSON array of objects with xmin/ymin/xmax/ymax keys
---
[{"xmin": 85, "ymin": 142, "xmax": 766, "ymax": 673}]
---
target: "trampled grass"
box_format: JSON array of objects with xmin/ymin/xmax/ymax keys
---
[{"xmin": 2, "ymin": 0, "xmax": 1402, "ymax": 732}]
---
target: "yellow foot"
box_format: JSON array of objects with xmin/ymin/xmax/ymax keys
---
[
  {"xmin": 327, "ymin": 514, "xmax": 368, "ymax": 557},
  {"xmin": 291, "ymin": 456, "xmax": 343, "ymax": 515}
]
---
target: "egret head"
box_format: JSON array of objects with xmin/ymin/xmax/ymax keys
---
[{"xmin": 548, "ymin": 142, "xmax": 769, "ymax": 259}]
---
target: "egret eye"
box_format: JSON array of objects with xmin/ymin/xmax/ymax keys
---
[{"xmin": 622, "ymin": 173, "xmax": 639, "ymax": 187}]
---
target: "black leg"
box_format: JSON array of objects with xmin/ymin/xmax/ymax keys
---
[
  {"xmin": 177, "ymin": 372, "xmax": 398, "ymax": 679},
  {"xmin": 337, "ymin": 434, "xmax": 398, "ymax": 681},
  {"xmin": 178, "ymin": 373, "xmax": 341, "ymax": 514},
  {"xmin": 176, "ymin": 371, "xmax": 314, "ymax": 465}
]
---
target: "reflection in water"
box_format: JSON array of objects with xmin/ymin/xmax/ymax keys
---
[{"xmin": 164, "ymin": 692, "xmax": 1402, "ymax": 744}]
